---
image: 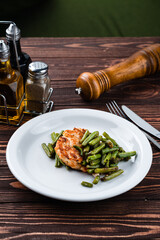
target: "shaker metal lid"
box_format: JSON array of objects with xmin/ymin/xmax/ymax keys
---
[
  {"xmin": 6, "ymin": 23, "xmax": 21, "ymax": 41},
  {"xmin": 0, "ymin": 40, "xmax": 9, "ymax": 58},
  {"xmin": 28, "ymin": 61, "xmax": 48, "ymax": 76}
]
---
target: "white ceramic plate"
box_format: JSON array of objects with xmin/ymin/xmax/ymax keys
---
[{"xmin": 6, "ymin": 108, "xmax": 152, "ymax": 202}]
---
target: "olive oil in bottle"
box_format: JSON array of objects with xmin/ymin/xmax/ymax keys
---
[
  {"xmin": 0, "ymin": 40, "xmax": 24, "ymax": 123},
  {"xmin": 6, "ymin": 23, "xmax": 32, "ymax": 85}
]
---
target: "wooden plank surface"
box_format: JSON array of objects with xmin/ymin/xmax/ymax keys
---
[{"xmin": 0, "ymin": 37, "xmax": 160, "ymax": 239}]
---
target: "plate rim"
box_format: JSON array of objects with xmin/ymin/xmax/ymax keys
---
[{"xmin": 6, "ymin": 108, "xmax": 153, "ymax": 202}]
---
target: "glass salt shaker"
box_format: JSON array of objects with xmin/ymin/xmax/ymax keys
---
[{"xmin": 25, "ymin": 61, "xmax": 50, "ymax": 113}]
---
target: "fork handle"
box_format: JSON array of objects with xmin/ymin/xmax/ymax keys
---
[{"xmin": 76, "ymin": 44, "xmax": 160, "ymax": 100}]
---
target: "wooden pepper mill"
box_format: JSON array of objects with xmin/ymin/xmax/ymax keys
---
[{"xmin": 75, "ymin": 44, "xmax": 160, "ymax": 100}]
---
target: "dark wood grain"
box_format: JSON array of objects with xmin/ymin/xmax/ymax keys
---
[
  {"xmin": 0, "ymin": 201, "xmax": 160, "ymax": 240},
  {"xmin": 0, "ymin": 37, "xmax": 160, "ymax": 239}
]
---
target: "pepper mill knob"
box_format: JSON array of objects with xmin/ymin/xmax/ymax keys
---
[{"xmin": 76, "ymin": 44, "xmax": 160, "ymax": 101}]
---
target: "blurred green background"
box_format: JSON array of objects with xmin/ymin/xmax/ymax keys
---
[{"xmin": 1, "ymin": 0, "xmax": 160, "ymax": 37}]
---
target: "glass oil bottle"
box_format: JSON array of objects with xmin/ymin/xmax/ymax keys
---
[
  {"xmin": 6, "ymin": 23, "xmax": 32, "ymax": 85},
  {"xmin": 0, "ymin": 40, "xmax": 24, "ymax": 123}
]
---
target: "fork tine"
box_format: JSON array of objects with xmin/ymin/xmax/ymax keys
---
[
  {"xmin": 110, "ymin": 101, "xmax": 122, "ymax": 117},
  {"xmin": 106, "ymin": 101, "xmax": 121, "ymax": 117},
  {"xmin": 112, "ymin": 101, "xmax": 126, "ymax": 118},
  {"xmin": 106, "ymin": 103, "xmax": 113, "ymax": 114},
  {"xmin": 106, "ymin": 100, "xmax": 127, "ymax": 119},
  {"xmin": 108, "ymin": 102, "xmax": 117, "ymax": 115}
]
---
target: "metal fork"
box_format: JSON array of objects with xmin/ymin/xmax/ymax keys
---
[{"xmin": 106, "ymin": 100, "xmax": 160, "ymax": 149}]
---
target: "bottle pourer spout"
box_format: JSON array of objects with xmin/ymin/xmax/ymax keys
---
[
  {"xmin": 6, "ymin": 23, "xmax": 21, "ymax": 41},
  {"xmin": 75, "ymin": 87, "xmax": 82, "ymax": 95},
  {"xmin": 0, "ymin": 40, "xmax": 9, "ymax": 59}
]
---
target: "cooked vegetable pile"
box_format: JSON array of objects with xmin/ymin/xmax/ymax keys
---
[{"xmin": 42, "ymin": 128, "xmax": 136, "ymax": 188}]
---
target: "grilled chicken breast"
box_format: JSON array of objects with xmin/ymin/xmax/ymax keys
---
[{"xmin": 55, "ymin": 128, "xmax": 86, "ymax": 172}]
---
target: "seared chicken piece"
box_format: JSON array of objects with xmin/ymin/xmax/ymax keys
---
[{"xmin": 55, "ymin": 128, "xmax": 86, "ymax": 172}]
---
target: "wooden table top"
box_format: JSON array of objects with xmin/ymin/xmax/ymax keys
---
[{"xmin": 0, "ymin": 37, "xmax": 160, "ymax": 239}]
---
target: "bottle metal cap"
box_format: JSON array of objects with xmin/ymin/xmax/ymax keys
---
[
  {"xmin": 6, "ymin": 23, "xmax": 21, "ymax": 41},
  {"xmin": 0, "ymin": 40, "xmax": 10, "ymax": 59},
  {"xmin": 28, "ymin": 61, "xmax": 48, "ymax": 77}
]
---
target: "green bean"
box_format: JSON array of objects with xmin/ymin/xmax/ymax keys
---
[
  {"xmin": 81, "ymin": 160, "xmax": 87, "ymax": 166},
  {"xmin": 102, "ymin": 147, "xmax": 119, "ymax": 155},
  {"xmin": 89, "ymin": 136, "xmax": 102, "ymax": 146},
  {"xmin": 90, "ymin": 159, "xmax": 101, "ymax": 166},
  {"xmin": 81, "ymin": 181, "xmax": 93, "ymax": 188},
  {"xmin": 106, "ymin": 139, "xmax": 114, "ymax": 148},
  {"xmin": 83, "ymin": 145, "xmax": 90, "ymax": 153},
  {"xmin": 118, "ymin": 151, "xmax": 136, "ymax": 158},
  {"xmin": 42, "ymin": 143, "xmax": 52, "ymax": 158},
  {"xmin": 106, "ymin": 161, "xmax": 109, "ymax": 168},
  {"xmin": 48, "ymin": 143, "xmax": 54, "ymax": 156},
  {"xmin": 110, "ymin": 163, "xmax": 118, "ymax": 167},
  {"xmin": 101, "ymin": 169, "xmax": 124, "ymax": 181},
  {"xmin": 85, "ymin": 152, "xmax": 89, "ymax": 157},
  {"xmin": 55, "ymin": 154, "xmax": 65, "ymax": 166},
  {"xmin": 58, "ymin": 156, "xmax": 65, "ymax": 166},
  {"xmin": 55, "ymin": 154, "xmax": 61, "ymax": 167},
  {"xmin": 52, "ymin": 130, "xmax": 64, "ymax": 145},
  {"xmin": 51, "ymin": 132, "xmax": 57, "ymax": 142},
  {"xmin": 111, "ymin": 150, "xmax": 119, "ymax": 160},
  {"xmin": 105, "ymin": 152, "xmax": 112, "ymax": 167},
  {"xmin": 111, "ymin": 150, "xmax": 120, "ymax": 165},
  {"xmin": 73, "ymin": 145, "xmax": 83, "ymax": 156},
  {"xmin": 119, "ymin": 147, "xmax": 125, "ymax": 153},
  {"xmin": 101, "ymin": 152, "xmax": 111, "ymax": 167},
  {"xmin": 113, "ymin": 157, "xmax": 121, "ymax": 164},
  {"xmin": 89, "ymin": 143, "xmax": 105, "ymax": 155},
  {"xmin": 87, "ymin": 169, "xmax": 94, "ymax": 174},
  {"xmin": 101, "ymin": 154, "xmax": 107, "ymax": 165},
  {"xmin": 104, "ymin": 152, "xmax": 112, "ymax": 162},
  {"xmin": 87, "ymin": 154, "xmax": 101, "ymax": 162},
  {"xmin": 94, "ymin": 166, "xmax": 118, "ymax": 174},
  {"xmin": 124, "ymin": 156, "xmax": 131, "ymax": 161},
  {"xmin": 86, "ymin": 164, "xmax": 100, "ymax": 169},
  {"xmin": 82, "ymin": 131, "xmax": 99, "ymax": 146},
  {"xmin": 55, "ymin": 154, "xmax": 58, "ymax": 167},
  {"xmin": 103, "ymin": 132, "xmax": 111, "ymax": 138},
  {"xmin": 57, "ymin": 130, "xmax": 64, "ymax": 138},
  {"xmin": 93, "ymin": 142, "xmax": 100, "ymax": 149},
  {"xmin": 92, "ymin": 175, "xmax": 100, "ymax": 184},
  {"xmin": 80, "ymin": 130, "xmax": 90, "ymax": 143},
  {"xmin": 102, "ymin": 137, "xmax": 107, "ymax": 142},
  {"xmin": 103, "ymin": 132, "xmax": 118, "ymax": 146}
]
